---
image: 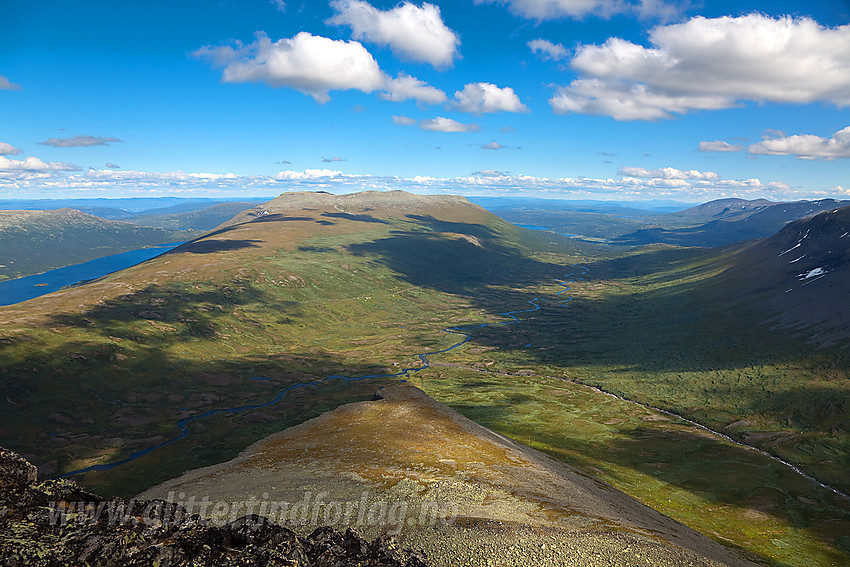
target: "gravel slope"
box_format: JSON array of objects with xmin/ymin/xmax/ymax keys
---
[{"xmin": 140, "ymin": 385, "xmax": 757, "ymax": 567}]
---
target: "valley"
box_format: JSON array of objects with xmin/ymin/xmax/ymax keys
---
[{"xmin": 1, "ymin": 192, "xmax": 849, "ymax": 566}]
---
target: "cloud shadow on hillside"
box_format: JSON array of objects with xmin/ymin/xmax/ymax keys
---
[
  {"xmin": 249, "ymin": 215, "xmax": 316, "ymax": 224},
  {"xmin": 0, "ymin": 280, "xmax": 399, "ymax": 498},
  {"xmin": 405, "ymin": 214, "xmax": 499, "ymax": 240},
  {"xmin": 346, "ymin": 216, "xmax": 554, "ymax": 297},
  {"xmin": 345, "ymin": 223, "xmax": 843, "ymax": 378},
  {"xmin": 322, "ymin": 212, "xmax": 388, "ymax": 224},
  {"xmin": 176, "ymin": 239, "xmax": 263, "ymax": 254}
]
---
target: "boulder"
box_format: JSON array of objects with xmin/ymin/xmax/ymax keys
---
[{"xmin": 0, "ymin": 447, "xmax": 37, "ymax": 490}]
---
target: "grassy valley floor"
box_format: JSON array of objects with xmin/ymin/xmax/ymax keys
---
[{"xmin": 1, "ymin": 193, "xmax": 848, "ymax": 565}]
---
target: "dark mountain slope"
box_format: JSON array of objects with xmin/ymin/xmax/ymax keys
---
[
  {"xmin": 0, "ymin": 448, "xmax": 427, "ymax": 566},
  {"xmin": 717, "ymin": 205, "xmax": 850, "ymax": 345}
]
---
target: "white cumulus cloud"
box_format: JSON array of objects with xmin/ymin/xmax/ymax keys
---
[
  {"xmin": 528, "ymin": 38, "xmax": 569, "ymax": 61},
  {"xmin": 451, "ymin": 83, "xmax": 529, "ymax": 114},
  {"xmin": 328, "ymin": 0, "xmax": 460, "ymax": 68},
  {"xmin": 551, "ymin": 14, "xmax": 850, "ymax": 120},
  {"xmin": 472, "ymin": 0, "xmax": 682, "ymax": 21},
  {"xmin": 699, "ymin": 141, "xmax": 743, "ymax": 152},
  {"xmin": 748, "ymin": 127, "xmax": 850, "ymax": 160},
  {"xmin": 382, "ymin": 73, "xmax": 447, "ymax": 104},
  {"xmin": 420, "ymin": 117, "xmax": 481, "ymax": 132},
  {"xmin": 551, "ymin": 78, "xmax": 729, "ymax": 121},
  {"xmin": 619, "ymin": 166, "xmax": 720, "ymax": 181},
  {"xmin": 196, "ymin": 32, "xmax": 387, "ymax": 103},
  {"xmin": 275, "ymin": 169, "xmax": 345, "ymax": 181},
  {"xmin": 197, "ymin": 32, "xmax": 442, "ymax": 105},
  {"xmin": 0, "ymin": 156, "xmax": 80, "ymax": 172}
]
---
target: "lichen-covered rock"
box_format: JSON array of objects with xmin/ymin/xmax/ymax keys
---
[
  {"xmin": 0, "ymin": 448, "xmax": 428, "ymax": 566},
  {"xmin": 0, "ymin": 448, "xmax": 37, "ymax": 491}
]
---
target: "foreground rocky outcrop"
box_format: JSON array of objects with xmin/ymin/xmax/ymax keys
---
[{"xmin": 0, "ymin": 448, "xmax": 427, "ymax": 566}]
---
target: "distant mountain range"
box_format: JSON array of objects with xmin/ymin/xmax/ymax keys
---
[
  {"xmin": 468, "ymin": 196, "xmax": 691, "ymax": 214},
  {"xmin": 675, "ymin": 197, "xmax": 776, "ymax": 219},
  {"xmin": 0, "ymin": 197, "xmax": 271, "ymax": 217},
  {"xmin": 613, "ymin": 198, "xmax": 850, "ymax": 247},
  {"xmin": 124, "ymin": 201, "xmax": 264, "ymax": 230},
  {"xmin": 474, "ymin": 196, "xmax": 850, "ymax": 247},
  {"xmin": 4, "ymin": 195, "xmax": 842, "ymax": 250}
]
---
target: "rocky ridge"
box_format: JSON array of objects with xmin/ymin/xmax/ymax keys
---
[{"xmin": 0, "ymin": 448, "xmax": 427, "ymax": 566}]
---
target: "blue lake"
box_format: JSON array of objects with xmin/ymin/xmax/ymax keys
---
[
  {"xmin": 515, "ymin": 223, "xmax": 583, "ymax": 238},
  {"xmin": 515, "ymin": 224, "xmax": 551, "ymax": 231},
  {"xmin": 0, "ymin": 242, "xmax": 185, "ymax": 307}
]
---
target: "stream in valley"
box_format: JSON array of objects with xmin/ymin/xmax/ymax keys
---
[
  {"xmin": 60, "ymin": 267, "xmax": 584, "ymax": 477},
  {"xmin": 54, "ymin": 261, "xmax": 849, "ymax": 502}
]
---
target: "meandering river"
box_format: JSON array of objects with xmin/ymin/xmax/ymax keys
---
[
  {"xmin": 48, "ymin": 254, "xmax": 847, "ymax": 502},
  {"xmin": 60, "ymin": 266, "xmax": 584, "ymax": 477}
]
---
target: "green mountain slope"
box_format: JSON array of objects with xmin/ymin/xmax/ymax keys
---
[
  {"xmin": 0, "ymin": 191, "xmax": 847, "ymax": 566},
  {"xmin": 0, "ymin": 191, "xmax": 583, "ymax": 488},
  {"xmin": 0, "ymin": 208, "xmax": 197, "ymax": 280}
]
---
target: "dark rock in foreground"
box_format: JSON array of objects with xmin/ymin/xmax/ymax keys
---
[{"xmin": 0, "ymin": 447, "xmax": 427, "ymax": 566}]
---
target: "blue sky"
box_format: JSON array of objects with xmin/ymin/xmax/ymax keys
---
[{"xmin": 1, "ymin": 0, "xmax": 849, "ymax": 202}]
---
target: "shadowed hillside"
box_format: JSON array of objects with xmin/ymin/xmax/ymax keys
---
[
  {"xmin": 716, "ymin": 205, "xmax": 850, "ymax": 345},
  {"xmin": 676, "ymin": 198, "xmax": 776, "ymax": 220}
]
